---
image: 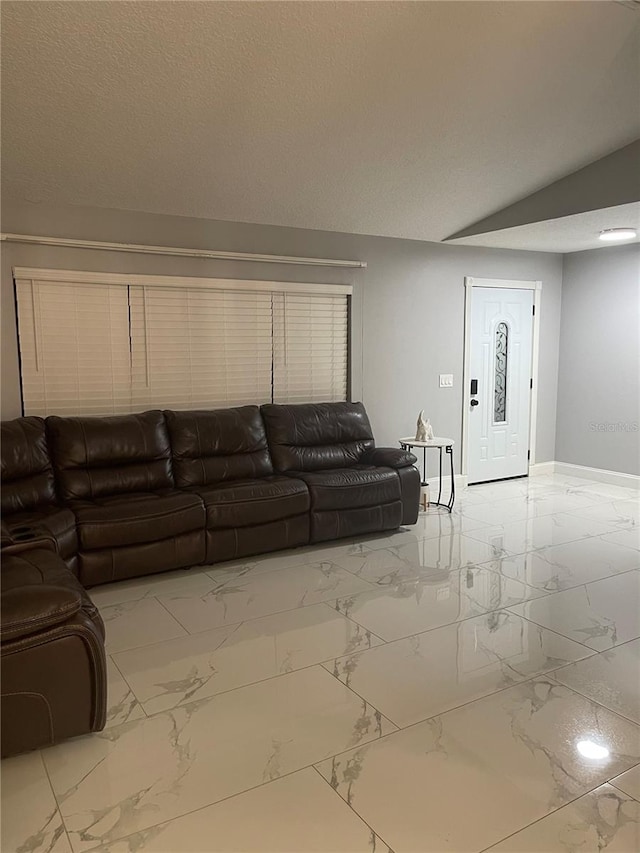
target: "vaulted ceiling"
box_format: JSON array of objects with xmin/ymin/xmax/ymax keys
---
[{"xmin": 2, "ymin": 1, "xmax": 639, "ymax": 247}]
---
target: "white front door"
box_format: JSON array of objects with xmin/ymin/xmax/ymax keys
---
[{"xmin": 467, "ymin": 286, "xmax": 534, "ymax": 484}]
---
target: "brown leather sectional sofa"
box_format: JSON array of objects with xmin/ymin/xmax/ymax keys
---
[{"xmin": 1, "ymin": 401, "xmax": 419, "ymax": 756}]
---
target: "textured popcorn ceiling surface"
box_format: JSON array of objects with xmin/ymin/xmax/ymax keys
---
[{"xmin": 2, "ymin": 1, "xmax": 639, "ymax": 243}]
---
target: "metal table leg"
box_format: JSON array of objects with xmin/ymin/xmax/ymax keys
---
[
  {"xmin": 429, "ymin": 444, "xmax": 455, "ymax": 513},
  {"xmin": 446, "ymin": 444, "xmax": 455, "ymax": 511}
]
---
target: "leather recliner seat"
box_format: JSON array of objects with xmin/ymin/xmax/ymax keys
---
[
  {"xmin": 46, "ymin": 410, "xmax": 206, "ymax": 586},
  {"xmin": 1, "ymin": 416, "xmax": 78, "ymax": 573},
  {"xmin": 261, "ymin": 402, "xmax": 420, "ymax": 542},
  {"xmin": 1, "ymin": 526, "xmax": 107, "ymax": 757},
  {"xmin": 165, "ymin": 406, "xmax": 310, "ymax": 563}
]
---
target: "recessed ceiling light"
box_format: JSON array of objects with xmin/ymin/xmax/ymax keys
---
[{"xmin": 599, "ymin": 228, "xmax": 637, "ymax": 242}]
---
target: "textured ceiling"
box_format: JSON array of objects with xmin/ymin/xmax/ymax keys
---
[
  {"xmin": 448, "ymin": 202, "xmax": 640, "ymax": 253},
  {"xmin": 2, "ymin": 1, "xmax": 639, "ymax": 243}
]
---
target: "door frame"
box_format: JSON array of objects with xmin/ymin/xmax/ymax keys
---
[{"xmin": 461, "ymin": 277, "xmax": 542, "ymax": 481}]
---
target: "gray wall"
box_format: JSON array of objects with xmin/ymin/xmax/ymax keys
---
[
  {"xmin": 556, "ymin": 243, "xmax": 640, "ymax": 475},
  {"xmin": 1, "ymin": 201, "xmax": 563, "ymax": 467}
]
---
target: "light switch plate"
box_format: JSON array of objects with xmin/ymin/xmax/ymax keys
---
[{"xmin": 439, "ymin": 374, "xmax": 454, "ymax": 388}]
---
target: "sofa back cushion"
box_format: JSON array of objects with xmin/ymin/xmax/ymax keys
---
[
  {"xmin": 165, "ymin": 407, "xmax": 273, "ymax": 488},
  {"xmin": 47, "ymin": 411, "xmax": 173, "ymax": 501},
  {"xmin": 260, "ymin": 402, "xmax": 375, "ymax": 472},
  {"xmin": 1, "ymin": 417, "xmax": 57, "ymax": 514}
]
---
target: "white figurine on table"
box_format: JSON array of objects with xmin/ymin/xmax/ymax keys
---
[{"xmin": 415, "ymin": 410, "xmax": 434, "ymax": 442}]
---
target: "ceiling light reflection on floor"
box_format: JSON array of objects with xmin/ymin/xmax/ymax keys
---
[{"xmin": 576, "ymin": 739, "xmax": 610, "ymax": 760}]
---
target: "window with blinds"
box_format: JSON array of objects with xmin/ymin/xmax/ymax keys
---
[
  {"xmin": 129, "ymin": 286, "xmax": 274, "ymax": 410},
  {"xmin": 15, "ymin": 280, "xmax": 132, "ymax": 416},
  {"xmin": 273, "ymin": 293, "xmax": 348, "ymax": 403},
  {"xmin": 14, "ymin": 271, "xmax": 351, "ymax": 417}
]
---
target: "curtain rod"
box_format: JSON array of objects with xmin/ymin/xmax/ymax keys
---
[{"xmin": 0, "ymin": 233, "xmax": 367, "ymax": 269}]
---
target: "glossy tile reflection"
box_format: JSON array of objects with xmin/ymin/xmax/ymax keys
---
[
  {"xmin": 160, "ymin": 562, "xmax": 374, "ymax": 632},
  {"xmin": 509, "ymin": 571, "xmax": 640, "ymax": 650},
  {"xmin": 113, "ymin": 603, "xmax": 383, "ymax": 714},
  {"xmin": 315, "ymin": 678, "xmax": 640, "ymax": 853},
  {"xmin": 4, "ymin": 473, "xmax": 639, "ymax": 853},
  {"xmin": 325, "ymin": 611, "xmax": 592, "ymax": 725},
  {"xmin": 466, "ymin": 512, "xmax": 617, "ymax": 554},
  {"xmin": 330, "ymin": 534, "xmax": 513, "ymax": 584},
  {"xmin": 333, "ymin": 566, "xmax": 543, "ymax": 641},
  {"xmin": 486, "ymin": 538, "xmax": 639, "ymax": 592}
]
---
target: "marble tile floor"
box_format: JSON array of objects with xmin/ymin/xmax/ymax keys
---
[{"xmin": 2, "ymin": 473, "xmax": 639, "ymax": 853}]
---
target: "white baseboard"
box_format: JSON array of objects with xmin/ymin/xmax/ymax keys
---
[
  {"xmin": 480, "ymin": 460, "xmax": 640, "ymax": 489},
  {"xmin": 422, "ymin": 474, "xmax": 468, "ymax": 492},
  {"xmin": 553, "ymin": 461, "xmax": 640, "ymax": 490},
  {"xmin": 528, "ymin": 461, "xmax": 555, "ymax": 477}
]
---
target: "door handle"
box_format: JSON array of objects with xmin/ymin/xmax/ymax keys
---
[{"xmin": 470, "ymin": 399, "xmax": 479, "ymax": 407}]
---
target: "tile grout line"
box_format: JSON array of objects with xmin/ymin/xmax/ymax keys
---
[
  {"xmin": 107, "ymin": 652, "xmax": 151, "ymax": 720},
  {"xmin": 500, "ymin": 610, "xmax": 600, "ymax": 653},
  {"xmin": 477, "ymin": 772, "xmax": 640, "ymax": 852},
  {"xmin": 38, "ymin": 748, "xmax": 76, "ymax": 853},
  {"xmin": 477, "ymin": 558, "xmax": 640, "ymax": 599},
  {"xmin": 318, "ymin": 661, "xmax": 404, "ymax": 732},
  {"xmin": 309, "ymin": 763, "xmax": 397, "ymax": 853},
  {"xmin": 546, "ymin": 673, "xmax": 640, "ymax": 728}
]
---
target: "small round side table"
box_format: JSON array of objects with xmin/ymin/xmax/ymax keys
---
[{"xmin": 398, "ymin": 437, "xmax": 456, "ymax": 513}]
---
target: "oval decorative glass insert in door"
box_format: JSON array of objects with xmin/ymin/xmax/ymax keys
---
[{"xmin": 494, "ymin": 322, "xmax": 508, "ymax": 423}]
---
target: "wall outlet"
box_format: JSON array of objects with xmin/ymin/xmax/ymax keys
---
[{"xmin": 439, "ymin": 374, "xmax": 454, "ymax": 388}]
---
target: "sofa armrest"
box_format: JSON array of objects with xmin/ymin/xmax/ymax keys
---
[
  {"xmin": 1, "ymin": 584, "xmax": 82, "ymax": 642},
  {"xmin": 361, "ymin": 447, "xmax": 417, "ymax": 469}
]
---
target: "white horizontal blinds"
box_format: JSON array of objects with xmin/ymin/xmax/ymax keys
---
[
  {"xmin": 129, "ymin": 286, "xmax": 273, "ymax": 410},
  {"xmin": 14, "ymin": 270, "xmax": 351, "ymax": 417},
  {"xmin": 15, "ymin": 279, "xmax": 132, "ymax": 416},
  {"xmin": 272, "ymin": 292, "xmax": 348, "ymax": 403}
]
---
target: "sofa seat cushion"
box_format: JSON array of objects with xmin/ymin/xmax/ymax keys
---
[
  {"xmin": 71, "ymin": 491, "xmax": 205, "ymax": 550},
  {"xmin": 194, "ymin": 476, "xmax": 309, "ymax": 529},
  {"xmin": 292, "ymin": 467, "xmax": 400, "ymax": 511},
  {"xmin": 4, "ymin": 505, "xmax": 77, "ymax": 560},
  {"xmin": 2, "ymin": 547, "xmax": 103, "ymax": 640}
]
